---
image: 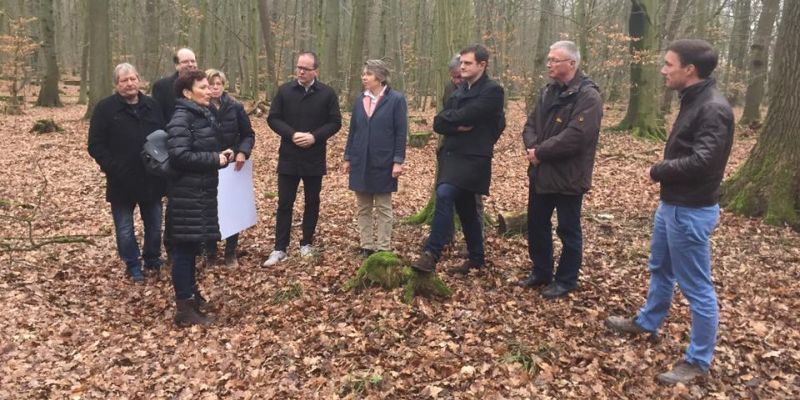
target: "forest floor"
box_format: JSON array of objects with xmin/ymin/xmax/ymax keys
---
[{"xmin": 0, "ymin": 88, "xmax": 798, "ymax": 399}]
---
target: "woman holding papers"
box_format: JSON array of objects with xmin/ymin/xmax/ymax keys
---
[
  {"xmin": 342, "ymin": 60, "xmax": 407, "ymax": 257},
  {"xmin": 202, "ymin": 69, "xmax": 255, "ymax": 268},
  {"xmin": 166, "ymin": 70, "xmax": 232, "ymax": 327}
]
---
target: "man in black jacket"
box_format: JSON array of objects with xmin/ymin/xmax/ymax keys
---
[
  {"xmin": 88, "ymin": 63, "xmax": 165, "ymax": 282},
  {"xmin": 411, "ymin": 44, "xmax": 505, "ymax": 274},
  {"xmin": 518, "ymin": 40, "xmax": 603, "ymax": 299},
  {"xmin": 263, "ymin": 52, "xmax": 342, "ymax": 266},
  {"xmin": 605, "ymin": 39, "xmax": 734, "ymax": 385},
  {"xmin": 151, "ymin": 48, "xmax": 197, "ymax": 123}
]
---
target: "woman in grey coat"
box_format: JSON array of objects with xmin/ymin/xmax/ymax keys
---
[{"xmin": 343, "ymin": 60, "xmax": 407, "ymax": 256}]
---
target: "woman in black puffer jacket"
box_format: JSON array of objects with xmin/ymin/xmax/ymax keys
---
[
  {"xmin": 202, "ymin": 69, "xmax": 255, "ymax": 268},
  {"xmin": 166, "ymin": 70, "xmax": 234, "ymax": 327}
]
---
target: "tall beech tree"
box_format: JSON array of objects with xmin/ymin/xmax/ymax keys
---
[{"xmin": 722, "ymin": 0, "xmax": 800, "ymax": 228}]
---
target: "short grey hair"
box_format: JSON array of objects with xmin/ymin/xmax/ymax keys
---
[
  {"xmin": 113, "ymin": 63, "xmax": 139, "ymax": 84},
  {"xmin": 364, "ymin": 59, "xmax": 390, "ymax": 85},
  {"xmin": 448, "ymin": 54, "xmax": 460, "ymax": 72},
  {"xmin": 550, "ymin": 40, "xmax": 580, "ymax": 67}
]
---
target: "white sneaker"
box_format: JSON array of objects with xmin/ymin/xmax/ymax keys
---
[
  {"xmin": 262, "ymin": 250, "xmax": 287, "ymax": 267},
  {"xmin": 299, "ymin": 244, "xmax": 315, "ymax": 257}
]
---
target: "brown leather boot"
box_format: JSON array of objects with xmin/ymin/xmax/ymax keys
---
[
  {"xmin": 174, "ymin": 298, "xmax": 212, "ymax": 327},
  {"xmin": 411, "ymin": 251, "xmax": 437, "ymax": 272}
]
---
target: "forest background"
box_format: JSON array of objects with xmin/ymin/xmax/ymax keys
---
[{"xmin": 0, "ymin": 0, "xmax": 798, "ymax": 398}]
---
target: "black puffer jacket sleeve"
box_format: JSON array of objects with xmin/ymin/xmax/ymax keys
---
[
  {"xmin": 233, "ymin": 102, "xmax": 255, "ymax": 158},
  {"xmin": 167, "ymin": 107, "xmax": 220, "ymax": 173}
]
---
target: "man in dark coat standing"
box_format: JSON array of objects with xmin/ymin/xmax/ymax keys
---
[
  {"xmin": 606, "ymin": 39, "xmax": 733, "ymax": 386},
  {"xmin": 518, "ymin": 40, "xmax": 603, "ymax": 299},
  {"xmin": 88, "ymin": 63, "xmax": 165, "ymax": 282},
  {"xmin": 411, "ymin": 44, "xmax": 505, "ymax": 275},
  {"xmin": 262, "ymin": 52, "xmax": 342, "ymax": 266},
  {"xmin": 151, "ymin": 48, "xmax": 197, "ymax": 122}
]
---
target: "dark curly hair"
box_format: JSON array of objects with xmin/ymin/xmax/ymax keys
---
[{"xmin": 174, "ymin": 70, "xmax": 208, "ymax": 98}]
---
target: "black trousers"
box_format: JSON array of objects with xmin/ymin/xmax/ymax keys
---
[
  {"xmin": 527, "ymin": 183, "xmax": 584, "ymax": 289},
  {"xmin": 274, "ymin": 174, "xmax": 322, "ymax": 251}
]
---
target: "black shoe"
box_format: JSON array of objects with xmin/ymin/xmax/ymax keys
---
[
  {"xmin": 411, "ymin": 251, "xmax": 437, "ymax": 273},
  {"xmin": 174, "ymin": 298, "xmax": 212, "ymax": 327},
  {"xmin": 358, "ymin": 248, "xmax": 375, "ymax": 258},
  {"xmin": 517, "ymin": 274, "xmax": 551, "ymax": 288},
  {"xmin": 126, "ymin": 266, "xmax": 145, "ymax": 283},
  {"xmin": 143, "ymin": 264, "xmax": 161, "ymax": 278},
  {"xmin": 447, "ymin": 260, "xmax": 484, "ymax": 276},
  {"xmin": 542, "ymin": 282, "xmax": 572, "ymax": 299}
]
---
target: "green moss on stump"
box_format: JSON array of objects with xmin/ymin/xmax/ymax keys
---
[{"xmin": 344, "ymin": 252, "xmax": 452, "ymax": 304}]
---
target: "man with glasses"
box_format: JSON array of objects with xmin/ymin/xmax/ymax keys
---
[
  {"xmin": 518, "ymin": 40, "xmax": 602, "ymax": 299},
  {"xmin": 151, "ymin": 48, "xmax": 197, "ymax": 122},
  {"xmin": 263, "ymin": 52, "xmax": 342, "ymax": 266}
]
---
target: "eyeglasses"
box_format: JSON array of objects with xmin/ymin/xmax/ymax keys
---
[
  {"xmin": 296, "ymin": 66, "xmax": 316, "ymax": 72},
  {"xmin": 546, "ymin": 58, "xmax": 571, "ymax": 65}
]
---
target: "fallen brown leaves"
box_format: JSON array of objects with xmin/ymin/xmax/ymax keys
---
[{"xmin": 0, "ymin": 93, "xmax": 798, "ymax": 399}]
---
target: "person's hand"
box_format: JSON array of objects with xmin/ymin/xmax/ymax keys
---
[
  {"xmin": 526, "ymin": 148, "xmax": 540, "ymax": 166},
  {"xmin": 342, "ymin": 160, "xmax": 351, "ymax": 174},
  {"xmin": 219, "ymin": 149, "xmax": 234, "ymax": 166},
  {"xmin": 392, "ymin": 163, "xmax": 403, "ymax": 178},
  {"xmin": 456, "ymin": 126, "xmax": 473, "ymax": 132},
  {"xmin": 293, "ymin": 132, "xmax": 316, "ymax": 148},
  {"xmin": 292, "ymin": 131, "xmax": 306, "ymax": 145},
  {"xmin": 646, "ymin": 167, "xmax": 656, "ymax": 184},
  {"xmin": 234, "ymin": 152, "xmax": 246, "ymax": 171}
]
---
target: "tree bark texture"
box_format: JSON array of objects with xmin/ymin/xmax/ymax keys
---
[
  {"xmin": 83, "ymin": 0, "xmax": 111, "ymax": 120},
  {"xmin": 722, "ymin": 0, "xmax": 800, "ymax": 228},
  {"xmin": 741, "ymin": 0, "xmax": 780, "ymax": 126},
  {"xmin": 617, "ymin": 0, "xmax": 666, "ymax": 141},
  {"xmin": 36, "ymin": 0, "xmax": 62, "ymax": 107}
]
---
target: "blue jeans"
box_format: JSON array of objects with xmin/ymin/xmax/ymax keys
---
[
  {"xmin": 110, "ymin": 200, "xmax": 162, "ymax": 272},
  {"xmin": 527, "ymin": 189, "xmax": 583, "ymax": 289},
  {"xmin": 170, "ymin": 241, "xmax": 200, "ymax": 300},
  {"xmin": 636, "ymin": 202, "xmax": 720, "ymax": 370},
  {"xmin": 424, "ymin": 183, "xmax": 484, "ymax": 265}
]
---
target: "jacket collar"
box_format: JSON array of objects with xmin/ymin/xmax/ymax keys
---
[
  {"xmin": 113, "ymin": 91, "xmax": 149, "ymax": 111},
  {"xmin": 679, "ymin": 78, "xmax": 715, "ymax": 105},
  {"xmin": 549, "ymin": 70, "xmax": 585, "ymax": 97},
  {"xmin": 459, "ymin": 73, "xmax": 489, "ymax": 98},
  {"xmin": 293, "ymin": 79, "xmax": 320, "ymax": 93}
]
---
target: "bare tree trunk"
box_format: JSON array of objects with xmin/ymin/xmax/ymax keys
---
[
  {"xmin": 257, "ymin": 0, "xmax": 277, "ymax": 100},
  {"xmin": 347, "ymin": 0, "xmax": 368, "ymax": 105},
  {"xmin": 616, "ymin": 0, "xmax": 666, "ymax": 140},
  {"xmin": 723, "ymin": 0, "xmax": 800, "ymax": 228},
  {"xmin": 725, "ymin": 0, "xmax": 751, "ymax": 106},
  {"xmin": 36, "ymin": 0, "xmax": 62, "ymax": 107},
  {"xmin": 385, "ymin": 0, "xmax": 405, "ymax": 92},
  {"xmin": 144, "ymin": 0, "xmax": 160, "ymax": 84},
  {"xmin": 525, "ymin": 0, "xmax": 553, "ymax": 113},
  {"xmin": 83, "ymin": 0, "xmax": 111, "ymax": 119},
  {"xmin": 740, "ymin": 0, "xmax": 780, "ymax": 127},
  {"xmin": 321, "ymin": 0, "xmax": 341, "ymax": 92}
]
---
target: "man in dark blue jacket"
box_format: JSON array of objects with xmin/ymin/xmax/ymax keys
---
[
  {"xmin": 605, "ymin": 39, "xmax": 734, "ymax": 385},
  {"xmin": 411, "ymin": 44, "xmax": 505, "ymax": 275},
  {"xmin": 88, "ymin": 63, "xmax": 165, "ymax": 282}
]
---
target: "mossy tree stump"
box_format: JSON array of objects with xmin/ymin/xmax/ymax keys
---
[
  {"xmin": 29, "ymin": 119, "xmax": 63, "ymax": 134},
  {"xmin": 344, "ymin": 252, "xmax": 451, "ymax": 304}
]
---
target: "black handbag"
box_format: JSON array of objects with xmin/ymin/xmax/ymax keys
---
[{"xmin": 141, "ymin": 129, "xmax": 180, "ymax": 179}]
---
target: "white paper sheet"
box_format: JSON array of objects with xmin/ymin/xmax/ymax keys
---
[{"xmin": 217, "ymin": 159, "xmax": 257, "ymax": 239}]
